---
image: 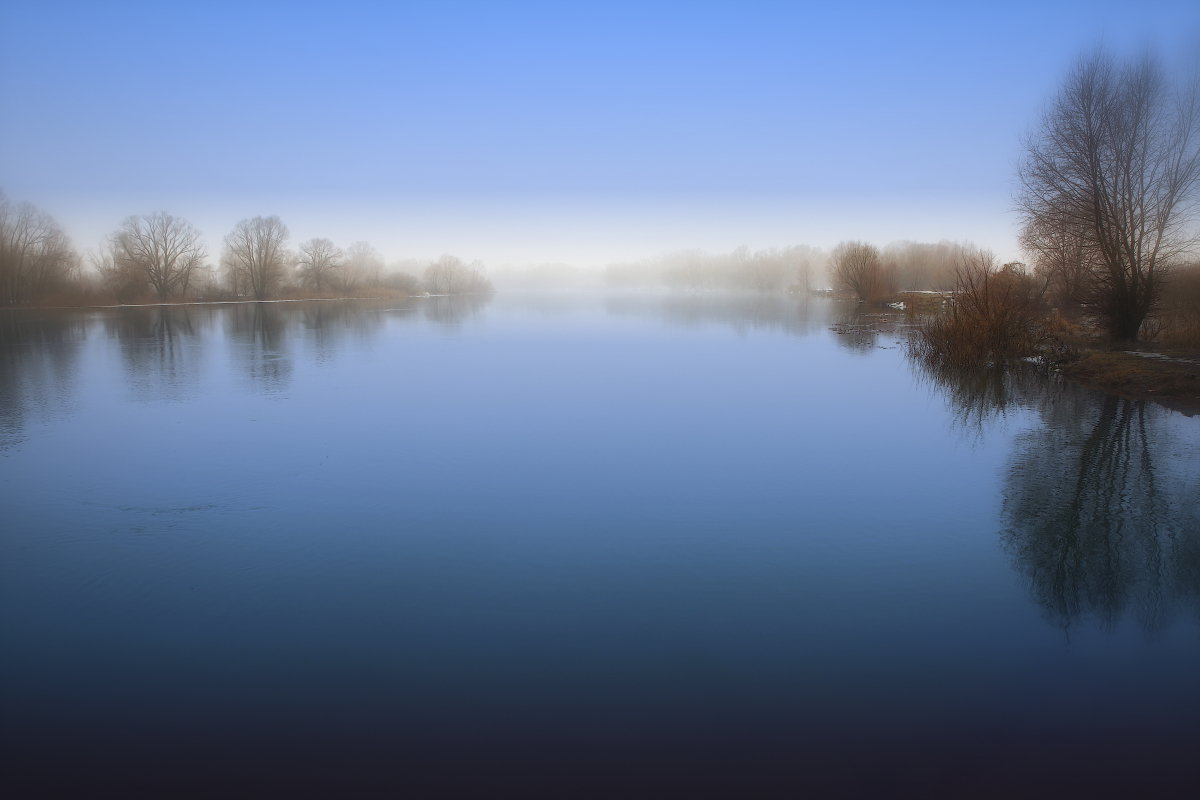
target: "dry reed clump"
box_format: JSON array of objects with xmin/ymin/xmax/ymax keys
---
[
  {"xmin": 911, "ymin": 254, "xmax": 1064, "ymax": 369},
  {"xmin": 1151, "ymin": 265, "xmax": 1200, "ymax": 348}
]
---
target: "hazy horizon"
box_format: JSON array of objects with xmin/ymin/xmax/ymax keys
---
[{"xmin": 3, "ymin": 0, "xmax": 1198, "ymax": 269}]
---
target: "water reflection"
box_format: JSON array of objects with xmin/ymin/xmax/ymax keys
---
[
  {"xmin": 226, "ymin": 303, "xmax": 293, "ymax": 392},
  {"xmin": 830, "ymin": 306, "xmax": 883, "ymax": 352},
  {"xmin": 604, "ymin": 292, "xmax": 825, "ymax": 336},
  {"xmin": 298, "ymin": 301, "xmax": 387, "ymax": 362},
  {"xmin": 0, "ymin": 311, "xmax": 87, "ymax": 449},
  {"xmin": 102, "ymin": 306, "xmax": 204, "ymax": 402},
  {"xmin": 912, "ymin": 358, "xmax": 1050, "ymax": 436},
  {"xmin": 1004, "ymin": 393, "xmax": 1200, "ymax": 632},
  {"xmin": 915, "ymin": 357, "xmax": 1200, "ymax": 631},
  {"xmin": 422, "ymin": 293, "xmax": 492, "ymax": 326}
]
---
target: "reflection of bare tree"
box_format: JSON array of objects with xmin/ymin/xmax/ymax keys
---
[
  {"xmin": 103, "ymin": 307, "xmax": 202, "ymax": 401},
  {"xmin": 298, "ymin": 301, "xmax": 386, "ymax": 360},
  {"xmin": 1003, "ymin": 395, "xmax": 1200, "ymax": 632},
  {"xmin": 423, "ymin": 294, "xmax": 492, "ymax": 327},
  {"xmin": 604, "ymin": 292, "xmax": 826, "ymax": 337},
  {"xmin": 226, "ymin": 303, "xmax": 292, "ymax": 391},
  {"xmin": 0, "ymin": 311, "xmax": 86, "ymax": 449},
  {"xmin": 915, "ymin": 357, "xmax": 1200, "ymax": 632}
]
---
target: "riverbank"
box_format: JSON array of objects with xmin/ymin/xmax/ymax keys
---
[{"xmin": 1060, "ymin": 347, "xmax": 1200, "ymax": 416}]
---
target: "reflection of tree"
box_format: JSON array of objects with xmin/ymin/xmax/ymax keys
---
[
  {"xmin": 226, "ymin": 303, "xmax": 292, "ymax": 391},
  {"xmin": 298, "ymin": 301, "xmax": 386, "ymax": 361},
  {"xmin": 910, "ymin": 356, "xmax": 1052, "ymax": 437},
  {"xmin": 103, "ymin": 307, "xmax": 201, "ymax": 401},
  {"xmin": 423, "ymin": 294, "xmax": 492, "ymax": 327},
  {"xmin": 0, "ymin": 311, "xmax": 86, "ymax": 449},
  {"xmin": 604, "ymin": 292, "xmax": 825, "ymax": 337},
  {"xmin": 830, "ymin": 306, "xmax": 883, "ymax": 353},
  {"xmin": 915, "ymin": 356, "xmax": 1200, "ymax": 632},
  {"xmin": 1003, "ymin": 395, "xmax": 1200, "ymax": 632}
]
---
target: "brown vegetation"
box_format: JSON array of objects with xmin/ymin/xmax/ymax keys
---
[
  {"xmin": 911, "ymin": 251, "xmax": 1063, "ymax": 368},
  {"xmin": 1018, "ymin": 49, "xmax": 1200, "ymax": 342},
  {"xmin": 0, "ymin": 197, "xmax": 76, "ymax": 305},
  {"xmin": 1061, "ymin": 350, "xmax": 1200, "ymax": 414},
  {"xmin": 1151, "ymin": 263, "xmax": 1200, "ymax": 348},
  {"xmin": 831, "ymin": 241, "xmax": 891, "ymax": 303},
  {"xmin": 913, "ymin": 253, "xmax": 1200, "ymax": 410},
  {"xmin": 0, "ymin": 192, "xmax": 502, "ymax": 308}
]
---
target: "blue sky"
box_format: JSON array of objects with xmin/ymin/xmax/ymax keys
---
[{"xmin": 2, "ymin": 0, "xmax": 1198, "ymax": 267}]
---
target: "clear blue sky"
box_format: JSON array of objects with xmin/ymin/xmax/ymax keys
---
[{"xmin": 2, "ymin": 0, "xmax": 1197, "ymax": 267}]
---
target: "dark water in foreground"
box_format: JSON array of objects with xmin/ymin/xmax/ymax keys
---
[{"xmin": 2, "ymin": 295, "xmax": 1199, "ymax": 797}]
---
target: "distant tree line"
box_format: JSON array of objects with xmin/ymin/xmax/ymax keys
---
[
  {"xmin": 605, "ymin": 245, "xmax": 825, "ymax": 293},
  {"xmin": 0, "ymin": 196, "xmax": 494, "ymax": 306},
  {"xmin": 602, "ymin": 240, "xmax": 971, "ymax": 299},
  {"xmin": 0, "ymin": 194, "xmax": 77, "ymax": 305}
]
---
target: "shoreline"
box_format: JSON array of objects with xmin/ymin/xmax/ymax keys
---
[
  {"xmin": 1060, "ymin": 347, "xmax": 1200, "ymax": 416},
  {"xmin": 0, "ymin": 292, "xmax": 501, "ymax": 312},
  {"xmin": 7, "ymin": 293, "xmax": 1199, "ymax": 415}
]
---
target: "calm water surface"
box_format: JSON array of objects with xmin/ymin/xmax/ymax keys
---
[{"xmin": 3, "ymin": 294, "xmax": 1199, "ymax": 796}]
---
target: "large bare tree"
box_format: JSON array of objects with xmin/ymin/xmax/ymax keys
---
[
  {"xmin": 223, "ymin": 216, "xmax": 290, "ymax": 301},
  {"xmin": 296, "ymin": 238, "xmax": 342, "ymax": 293},
  {"xmin": 0, "ymin": 196, "xmax": 77, "ymax": 305},
  {"xmin": 110, "ymin": 212, "xmax": 205, "ymax": 302},
  {"xmin": 1019, "ymin": 50, "xmax": 1200, "ymax": 341}
]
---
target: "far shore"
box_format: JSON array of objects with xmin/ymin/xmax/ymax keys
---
[
  {"xmin": 6, "ymin": 290, "xmax": 1198, "ymax": 415},
  {"xmin": 0, "ymin": 291, "xmax": 493, "ymax": 312}
]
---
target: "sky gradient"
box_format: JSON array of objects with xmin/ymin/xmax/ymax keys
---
[{"xmin": 2, "ymin": 0, "xmax": 1198, "ymax": 268}]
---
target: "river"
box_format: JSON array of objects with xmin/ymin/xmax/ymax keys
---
[{"xmin": 2, "ymin": 293, "xmax": 1198, "ymax": 796}]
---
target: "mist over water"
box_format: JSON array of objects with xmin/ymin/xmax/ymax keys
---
[{"xmin": 2, "ymin": 294, "xmax": 1199, "ymax": 795}]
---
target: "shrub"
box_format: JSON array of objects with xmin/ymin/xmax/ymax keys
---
[{"xmin": 911, "ymin": 250, "xmax": 1059, "ymax": 368}]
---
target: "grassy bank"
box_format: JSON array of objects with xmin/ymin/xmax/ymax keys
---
[{"xmin": 1060, "ymin": 348, "xmax": 1200, "ymax": 415}]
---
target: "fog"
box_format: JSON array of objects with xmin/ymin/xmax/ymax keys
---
[{"xmin": 4, "ymin": 1, "xmax": 1200, "ymax": 796}]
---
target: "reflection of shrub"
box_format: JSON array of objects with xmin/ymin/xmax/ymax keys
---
[{"xmin": 912, "ymin": 251, "xmax": 1058, "ymax": 368}]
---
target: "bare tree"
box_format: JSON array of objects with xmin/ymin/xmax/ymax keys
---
[
  {"xmin": 223, "ymin": 216, "xmax": 290, "ymax": 300},
  {"xmin": 92, "ymin": 240, "xmax": 146, "ymax": 303},
  {"xmin": 296, "ymin": 238, "xmax": 342, "ymax": 293},
  {"xmin": 1019, "ymin": 50, "xmax": 1200, "ymax": 341},
  {"xmin": 0, "ymin": 196, "xmax": 78, "ymax": 305},
  {"xmin": 883, "ymin": 240, "xmax": 963, "ymax": 292},
  {"xmin": 1018, "ymin": 212, "xmax": 1093, "ymax": 314},
  {"xmin": 831, "ymin": 241, "xmax": 889, "ymax": 302},
  {"xmin": 108, "ymin": 212, "xmax": 205, "ymax": 302},
  {"xmin": 423, "ymin": 254, "xmax": 492, "ymax": 295},
  {"xmin": 341, "ymin": 241, "xmax": 383, "ymax": 293}
]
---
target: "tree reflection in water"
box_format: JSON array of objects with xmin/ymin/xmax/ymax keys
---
[
  {"xmin": 103, "ymin": 306, "xmax": 203, "ymax": 402},
  {"xmin": 422, "ymin": 293, "xmax": 492, "ymax": 327},
  {"xmin": 299, "ymin": 300, "xmax": 387, "ymax": 363},
  {"xmin": 1004, "ymin": 392, "xmax": 1200, "ymax": 632},
  {"xmin": 0, "ymin": 311, "xmax": 88, "ymax": 449},
  {"xmin": 226, "ymin": 302, "xmax": 293, "ymax": 392},
  {"xmin": 914, "ymin": 355, "xmax": 1200, "ymax": 631},
  {"xmin": 604, "ymin": 292, "xmax": 826, "ymax": 338}
]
